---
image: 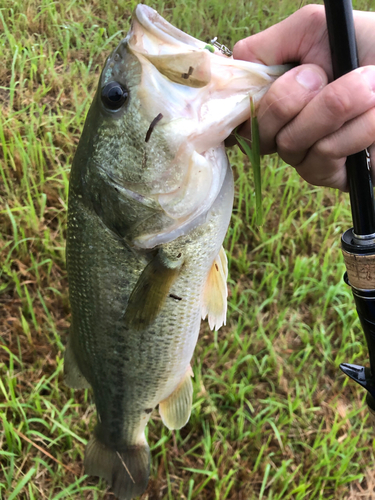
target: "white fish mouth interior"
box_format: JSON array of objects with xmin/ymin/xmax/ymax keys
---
[{"xmin": 133, "ymin": 4, "xmax": 207, "ymax": 52}]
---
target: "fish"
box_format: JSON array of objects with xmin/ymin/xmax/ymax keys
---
[{"xmin": 65, "ymin": 4, "xmax": 288, "ymax": 499}]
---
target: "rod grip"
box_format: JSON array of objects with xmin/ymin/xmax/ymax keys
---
[{"xmin": 342, "ymin": 249, "xmax": 375, "ymax": 289}]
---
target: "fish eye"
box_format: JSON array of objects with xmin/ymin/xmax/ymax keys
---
[{"xmin": 101, "ymin": 82, "xmax": 129, "ymax": 111}]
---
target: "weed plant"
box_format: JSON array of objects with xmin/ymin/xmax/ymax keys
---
[{"xmin": 1, "ymin": 0, "xmax": 375, "ymax": 499}]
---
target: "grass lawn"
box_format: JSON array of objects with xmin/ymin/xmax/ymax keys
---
[{"xmin": 1, "ymin": 0, "xmax": 375, "ymax": 498}]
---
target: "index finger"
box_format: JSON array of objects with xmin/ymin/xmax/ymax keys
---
[{"xmin": 233, "ymin": 5, "xmax": 332, "ymax": 76}]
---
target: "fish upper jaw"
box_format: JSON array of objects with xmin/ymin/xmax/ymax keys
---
[{"xmin": 130, "ymin": 4, "xmax": 209, "ymax": 55}]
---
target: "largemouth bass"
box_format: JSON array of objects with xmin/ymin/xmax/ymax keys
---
[{"xmin": 65, "ymin": 5, "xmax": 288, "ymax": 499}]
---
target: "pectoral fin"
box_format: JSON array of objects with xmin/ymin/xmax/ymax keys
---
[
  {"xmin": 64, "ymin": 336, "xmax": 91, "ymax": 389},
  {"xmin": 159, "ymin": 366, "xmax": 193, "ymax": 430},
  {"xmin": 124, "ymin": 251, "xmax": 182, "ymax": 331},
  {"xmin": 201, "ymin": 246, "xmax": 228, "ymax": 331}
]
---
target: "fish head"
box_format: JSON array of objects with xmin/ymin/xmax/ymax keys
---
[
  {"xmin": 124, "ymin": 4, "xmax": 289, "ymax": 155},
  {"xmin": 79, "ymin": 4, "xmax": 288, "ymax": 247}
]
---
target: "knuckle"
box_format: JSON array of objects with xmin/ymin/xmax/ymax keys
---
[
  {"xmin": 298, "ymin": 4, "xmax": 325, "ymax": 23},
  {"xmin": 322, "ymin": 85, "xmax": 352, "ymax": 119},
  {"xmin": 265, "ymin": 86, "xmax": 297, "ymax": 124},
  {"xmin": 314, "ymin": 137, "xmax": 335, "ymax": 159},
  {"xmin": 276, "ymin": 126, "xmax": 298, "ymax": 159},
  {"xmin": 296, "ymin": 5, "xmax": 326, "ymax": 35}
]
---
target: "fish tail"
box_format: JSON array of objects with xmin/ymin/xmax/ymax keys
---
[{"xmin": 84, "ymin": 432, "xmax": 150, "ymax": 500}]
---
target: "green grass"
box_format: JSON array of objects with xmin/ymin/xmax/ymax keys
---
[{"xmin": 1, "ymin": 0, "xmax": 375, "ymax": 498}]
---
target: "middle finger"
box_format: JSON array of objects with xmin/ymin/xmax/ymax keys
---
[{"xmin": 277, "ymin": 66, "xmax": 375, "ymax": 166}]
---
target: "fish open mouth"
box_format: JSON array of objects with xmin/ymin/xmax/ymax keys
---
[{"xmin": 127, "ymin": 4, "xmax": 289, "ymax": 134}]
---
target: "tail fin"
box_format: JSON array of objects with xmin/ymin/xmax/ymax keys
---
[{"xmin": 84, "ymin": 434, "xmax": 150, "ymax": 500}]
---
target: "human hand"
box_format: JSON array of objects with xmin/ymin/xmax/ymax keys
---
[{"xmin": 232, "ymin": 5, "xmax": 375, "ymax": 191}]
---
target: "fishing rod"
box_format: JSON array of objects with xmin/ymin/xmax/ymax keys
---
[{"xmin": 324, "ymin": 0, "xmax": 375, "ymax": 418}]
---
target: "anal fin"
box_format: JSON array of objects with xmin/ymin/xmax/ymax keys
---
[
  {"xmin": 201, "ymin": 246, "xmax": 228, "ymax": 331},
  {"xmin": 64, "ymin": 336, "xmax": 90, "ymax": 389},
  {"xmin": 159, "ymin": 366, "xmax": 193, "ymax": 430}
]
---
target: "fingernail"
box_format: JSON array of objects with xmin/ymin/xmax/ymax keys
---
[
  {"xmin": 296, "ymin": 68, "xmax": 324, "ymax": 91},
  {"xmin": 360, "ymin": 68, "xmax": 375, "ymax": 92}
]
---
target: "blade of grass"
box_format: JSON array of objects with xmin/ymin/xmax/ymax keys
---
[{"xmin": 234, "ymin": 97, "xmax": 263, "ymax": 225}]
